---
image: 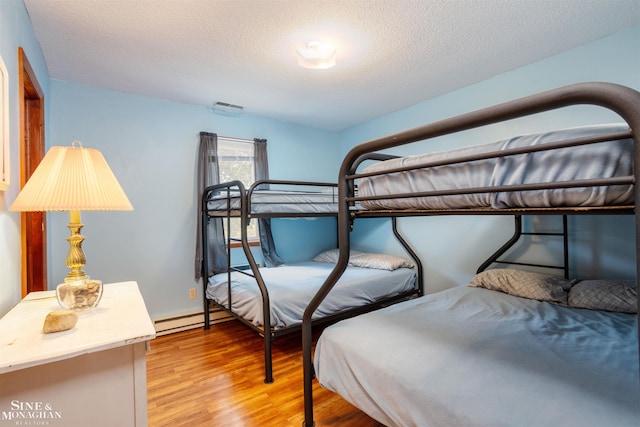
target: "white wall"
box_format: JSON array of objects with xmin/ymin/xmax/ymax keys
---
[
  {"xmin": 339, "ymin": 25, "xmax": 640, "ymax": 293},
  {"xmin": 47, "ymin": 81, "xmax": 339, "ymax": 319},
  {"xmin": 0, "ymin": 0, "xmax": 49, "ymax": 316}
]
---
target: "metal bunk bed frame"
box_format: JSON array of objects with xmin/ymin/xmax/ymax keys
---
[
  {"xmin": 201, "ymin": 179, "xmax": 424, "ymax": 384},
  {"xmin": 302, "ymin": 82, "xmax": 640, "ymax": 426},
  {"xmin": 477, "ymin": 214, "xmax": 569, "ymax": 277}
]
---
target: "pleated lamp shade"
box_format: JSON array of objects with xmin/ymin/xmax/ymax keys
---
[{"xmin": 10, "ymin": 142, "xmax": 133, "ymax": 212}]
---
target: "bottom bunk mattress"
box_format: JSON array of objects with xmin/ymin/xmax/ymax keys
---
[
  {"xmin": 314, "ymin": 286, "xmax": 639, "ymax": 427},
  {"xmin": 206, "ymin": 261, "xmax": 417, "ymax": 329}
]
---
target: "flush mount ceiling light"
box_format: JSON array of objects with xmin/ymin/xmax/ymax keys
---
[{"xmin": 296, "ymin": 41, "xmax": 337, "ymax": 69}]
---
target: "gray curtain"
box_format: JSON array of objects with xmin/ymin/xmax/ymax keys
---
[
  {"xmin": 195, "ymin": 132, "xmax": 228, "ymax": 279},
  {"xmin": 254, "ymin": 139, "xmax": 284, "ymax": 267}
]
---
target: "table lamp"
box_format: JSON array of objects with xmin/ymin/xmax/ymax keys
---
[{"xmin": 10, "ymin": 140, "xmax": 133, "ymax": 309}]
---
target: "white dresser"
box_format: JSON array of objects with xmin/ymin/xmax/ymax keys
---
[{"xmin": 0, "ymin": 281, "xmax": 156, "ymax": 426}]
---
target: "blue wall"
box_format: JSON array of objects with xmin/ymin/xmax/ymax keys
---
[
  {"xmin": 0, "ymin": 0, "xmax": 49, "ymax": 316},
  {"xmin": 3, "ymin": 0, "xmax": 638, "ymax": 320},
  {"xmin": 48, "ymin": 82, "xmax": 339, "ymax": 319},
  {"xmin": 339, "ymin": 25, "xmax": 640, "ymax": 293}
]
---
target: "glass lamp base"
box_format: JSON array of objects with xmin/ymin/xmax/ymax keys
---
[{"xmin": 56, "ymin": 278, "xmax": 103, "ymax": 310}]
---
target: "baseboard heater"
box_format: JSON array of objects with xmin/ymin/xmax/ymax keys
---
[{"xmin": 153, "ymin": 307, "xmax": 232, "ymax": 336}]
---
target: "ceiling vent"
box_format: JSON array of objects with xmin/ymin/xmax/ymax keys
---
[{"xmin": 212, "ymin": 101, "xmax": 244, "ymax": 117}]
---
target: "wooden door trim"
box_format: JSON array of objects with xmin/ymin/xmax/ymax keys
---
[{"xmin": 18, "ymin": 47, "xmax": 46, "ymax": 296}]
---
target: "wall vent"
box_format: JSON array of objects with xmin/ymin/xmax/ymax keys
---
[{"xmin": 212, "ymin": 101, "xmax": 244, "ymax": 116}]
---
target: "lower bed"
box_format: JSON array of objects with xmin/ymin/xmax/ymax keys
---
[
  {"xmin": 206, "ymin": 260, "xmax": 417, "ymax": 329},
  {"xmin": 314, "ymin": 285, "xmax": 639, "ymax": 427}
]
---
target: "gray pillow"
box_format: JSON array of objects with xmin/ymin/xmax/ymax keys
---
[
  {"xmin": 568, "ymin": 280, "xmax": 637, "ymax": 313},
  {"xmin": 468, "ymin": 269, "xmax": 572, "ymax": 305}
]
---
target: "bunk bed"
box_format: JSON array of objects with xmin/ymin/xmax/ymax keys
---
[
  {"xmin": 201, "ymin": 180, "xmax": 422, "ymax": 384},
  {"xmin": 301, "ymin": 82, "xmax": 640, "ymax": 426}
]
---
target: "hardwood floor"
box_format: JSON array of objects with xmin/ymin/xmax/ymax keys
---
[{"xmin": 146, "ymin": 320, "xmax": 383, "ymax": 426}]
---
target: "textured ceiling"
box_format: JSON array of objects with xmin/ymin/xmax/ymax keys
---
[{"xmin": 23, "ymin": 0, "xmax": 640, "ymax": 131}]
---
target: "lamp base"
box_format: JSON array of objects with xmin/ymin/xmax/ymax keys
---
[{"xmin": 56, "ymin": 278, "xmax": 103, "ymax": 310}]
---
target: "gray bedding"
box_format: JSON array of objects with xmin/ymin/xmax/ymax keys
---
[
  {"xmin": 358, "ymin": 124, "xmax": 633, "ymax": 210},
  {"xmin": 206, "ymin": 189, "xmax": 338, "ymax": 215},
  {"xmin": 315, "ymin": 286, "xmax": 639, "ymax": 427},
  {"xmin": 206, "ymin": 261, "xmax": 416, "ymax": 329}
]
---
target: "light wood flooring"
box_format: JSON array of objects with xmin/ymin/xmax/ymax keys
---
[{"xmin": 146, "ymin": 320, "xmax": 383, "ymax": 426}]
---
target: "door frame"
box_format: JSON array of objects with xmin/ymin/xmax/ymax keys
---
[{"xmin": 18, "ymin": 47, "xmax": 46, "ymax": 296}]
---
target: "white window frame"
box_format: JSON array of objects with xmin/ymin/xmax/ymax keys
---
[{"xmin": 217, "ymin": 137, "xmax": 259, "ymax": 245}]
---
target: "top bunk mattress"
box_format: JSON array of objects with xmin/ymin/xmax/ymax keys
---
[
  {"xmin": 206, "ymin": 189, "xmax": 339, "ymax": 215},
  {"xmin": 357, "ymin": 124, "xmax": 634, "ymax": 211}
]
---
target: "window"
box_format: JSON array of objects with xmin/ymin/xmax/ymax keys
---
[
  {"xmin": 218, "ymin": 138, "xmax": 255, "ymax": 185},
  {"xmin": 217, "ymin": 138, "xmax": 259, "ymax": 243}
]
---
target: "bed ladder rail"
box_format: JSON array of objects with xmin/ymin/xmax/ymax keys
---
[
  {"xmin": 392, "ymin": 217, "xmax": 424, "ymax": 296},
  {"xmin": 201, "ymin": 180, "xmax": 278, "ymax": 384},
  {"xmin": 476, "ymin": 215, "xmax": 569, "ymax": 278}
]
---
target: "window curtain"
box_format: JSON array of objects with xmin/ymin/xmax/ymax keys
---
[
  {"xmin": 254, "ymin": 139, "xmax": 284, "ymax": 267},
  {"xmin": 195, "ymin": 132, "xmax": 228, "ymax": 280}
]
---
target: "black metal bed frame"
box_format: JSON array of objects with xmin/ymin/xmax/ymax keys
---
[
  {"xmin": 201, "ymin": 179, "xmax": 423, "ymax": 384},
  {"xmin": 301, "ymin": 82, "xmax": 640, "ymax": 426},
  {"xmin": 477, "ymin": 215, "xmax": 569, "ymax": 277}
]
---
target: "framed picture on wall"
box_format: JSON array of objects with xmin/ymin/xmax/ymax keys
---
[{"xmin": 0, "ymin": 54, "xmax": 8, "ymax": 191}]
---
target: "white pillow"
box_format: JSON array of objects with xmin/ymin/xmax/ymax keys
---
[
  {"xmin": 313, "ymin": 249, "xmax": 363, "ymax": 263},
  {"xmin": 349, "ymin": 252, "xmax": 415, "ymax": 270},
  {"xmin": 313, "ymin": 249, "xmax": 414, "ymax": 271}
]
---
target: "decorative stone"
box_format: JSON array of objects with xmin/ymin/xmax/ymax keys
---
[{"xmin": 43, "ymin": 310, "xmax": 78, "ymax": 334}]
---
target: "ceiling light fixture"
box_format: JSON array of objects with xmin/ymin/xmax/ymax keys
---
[{"xmin": 296, "ymin": 41, "xmax": 337, "ymax": 69}]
